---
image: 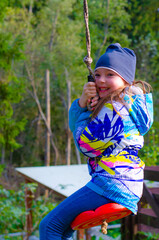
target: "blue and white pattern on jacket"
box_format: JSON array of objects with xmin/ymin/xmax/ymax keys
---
[{"xmin": 69, "ymin": 87, "xmax": 153, "ymax": 214}]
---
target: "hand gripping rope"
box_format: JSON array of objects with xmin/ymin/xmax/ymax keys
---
[
  {"xmin": 83, "ymin": 0, "xmax": 95, "ymax": 111},
  {"xmin": 71, "ymin": 0, "xmax": 132, "ymax": 235}
]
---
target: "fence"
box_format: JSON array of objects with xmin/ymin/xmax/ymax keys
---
[{"xmin": 121, "ymin": 166, "xmax": 159, "ymax": 240}]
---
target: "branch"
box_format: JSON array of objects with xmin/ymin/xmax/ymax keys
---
[
  {"xmin": 49, "ymin": 12, "xmax": 59, "ymax": 51},
  {"xmin": 25, "ymin": 63, "xmax": 59, "ymax": 164}
]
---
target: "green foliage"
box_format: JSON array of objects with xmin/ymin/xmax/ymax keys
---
[
  {"xmin": 106, "ymin": 227, "xmax": 120, "ymax": 239},
  {"xmin": 0, "ymin": 79, "xmax": 26, "ymax": 152},
  {"xmin": 0, "ymin": 183, "xmax": 57, "ymax": 235},
  {"xmin": 139, "ymin": 127, "xmax": 159, "ymax": 166},
  {"xmin": 0, "ymin": 79, "xmax": 26, "ymax": 151},
  {"xmin": 0, "ymin": 5, "xmax": 26, "ymax": 159},
  {"xmin": 138, "ymin": 231, "xmax": 159, "ymax": 240},
  {"xmin": 0, "ymin": 0, "xmax": 158, "ymax": 167},
  {"xmin": 128, "ymin": 0, "xmax": 159, "ymax": 87},
  {"xmin": 0, "ymin": 184, "xmax": 26, "ymax": 233},
  {"xmin": 0, "ymin": 165, "xmax": 5, "ymax": 177},
  {"xmin": 0, "ymin": 1, "xmax": 8, "ymax": 22},
  {"xmin": 0, "ymin": 34, "xmax": 24, "ymax": 70}
]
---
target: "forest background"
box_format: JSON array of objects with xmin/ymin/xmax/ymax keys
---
[{"xmin": 0, "ymin": 0, "xmax": 159, "ymax": 238}]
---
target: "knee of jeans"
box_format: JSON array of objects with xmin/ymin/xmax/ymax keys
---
[{"xmin": 39, "ymin": 214, "xmax": 65, "ymax": 234}]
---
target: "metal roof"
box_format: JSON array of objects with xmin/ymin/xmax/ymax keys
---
[{"xmin": 16, "ymin": 164, "xmax": 90, "ymax": 198}]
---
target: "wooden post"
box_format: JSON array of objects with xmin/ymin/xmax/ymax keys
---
[
  {"xmin": 121, "ymin": 215, "xmax": 137, "ymax": 240},
  {"xmin": 77, "ymin": 229, "xmax": 91, "ymax": 240},
  {"xmin": 86, "ymin": 229, "xmax": 91, "ymax": 240},
  {"xmin": 25, "ymin": 179, "xmax": 33, "ymax": 239},
  {"xmin": 143, "ymin": 182, "xmax": 159, "ymax": 217},
  {"xmin": 77, "ymin": 229, "xmax": 85, "ymax": 240}
]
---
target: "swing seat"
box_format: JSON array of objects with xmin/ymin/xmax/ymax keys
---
[{"xmin": 71, "ymin": 203, "xmax": 131, "ymax": 230}]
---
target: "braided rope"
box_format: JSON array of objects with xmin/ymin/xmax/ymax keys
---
[
  {"xmin": 101, "ymin": 220, "xmax": 108, "ymax": 234},
  {"xmin": 83, "ymin": 0, "xmax": 94, "ymax": 78},
  {"xmin": 83, "ymin": 2, "xmax": 108, "ymax": 232}
]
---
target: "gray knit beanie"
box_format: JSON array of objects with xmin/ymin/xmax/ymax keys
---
[{"xmin": 95, "ymin": 43, "xmax": 136, "ymax": 85}]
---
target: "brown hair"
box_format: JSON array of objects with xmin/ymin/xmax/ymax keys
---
[{"xmin": 91, "ymin": 80, "xmax": 152, "ymax": 119}]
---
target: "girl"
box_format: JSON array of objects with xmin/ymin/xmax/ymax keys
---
[{"xmin": 39, "ymin": 43, "xmax": 153, "ymax": 240}]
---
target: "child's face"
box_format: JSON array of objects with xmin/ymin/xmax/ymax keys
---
[{"xmin": 95, "ymin": 68, "xmax": 127, "ymax": 98}]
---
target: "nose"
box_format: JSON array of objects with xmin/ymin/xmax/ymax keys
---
[{"xmin": 98, "ymin": 75, "xmax": 106, "ymax": 84}]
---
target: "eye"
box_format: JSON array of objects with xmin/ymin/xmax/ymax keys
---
[
  {"xmin": 107, "ymin": 73, "xmax": 114, "ymax": 77},
  {"xmin": 95, "ymin": 73, "xmax": 100, "ymax": 77}
]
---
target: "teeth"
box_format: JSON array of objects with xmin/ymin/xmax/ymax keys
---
[{"xmin": 100, "ymin": 88, "xmax": 108, "ymax": 90}]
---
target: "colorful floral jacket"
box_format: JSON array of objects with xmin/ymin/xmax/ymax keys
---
[{"xmin": 69, "ymin": 87, "xmax": 153, "ymax": 213}]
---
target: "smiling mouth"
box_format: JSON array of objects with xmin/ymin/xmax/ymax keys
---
[{"xmin": 99, "ymin": 87, "xmax": 109, "ymax": 92}]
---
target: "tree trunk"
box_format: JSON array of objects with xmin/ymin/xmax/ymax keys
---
[
  {"xmin": 45, "ymin": 69, "xmax": 51, "ymax": 166},
  {"xmin": 25, "ymin": 12, "xmax": 60, "ymax": 166},
  {"xmin": 65, "ymin": 68, "xmax": 71, "ymax": 165},
  {"xmin": 44, "ymin": 13, "xmax": 59, "ymax": 166},
  {"xmin": 25, "ymin": 63, "xmax": 59, "ymax": 164},
  {"xmin": 34, "ymin": 115, "xmax": 42, "ymax": 160},
  {"xmin": 75, "ymin": 142, "xmax": 81, "ymax": 165},
  {"xmin": 9, "ymin": 151, "xmax": 13, "ymax": 165},
  {"xmin": 1, "ymin": 147, "xmax": 5, "ymax": 165}
]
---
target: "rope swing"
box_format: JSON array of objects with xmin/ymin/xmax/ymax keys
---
[
  {"xmin": 71, "ymin": 0, "xmax": 132, "ymax": 235},
  {"xmin": 83, "ymin": 0, "xmax": 95, "ymax": 80}
]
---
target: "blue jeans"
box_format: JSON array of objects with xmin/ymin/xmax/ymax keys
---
[{"xmin": 39, "ymin": 186, "xmax": 112, "ymax": 240}]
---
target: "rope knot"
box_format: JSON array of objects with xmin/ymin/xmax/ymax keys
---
[
  {"xmin": 101, "ymin": 220, "xmax": 108, "ymax": 234},
  {"xmin": 83, "ymin": 56, "xmax": 93, "ymax": 66}
]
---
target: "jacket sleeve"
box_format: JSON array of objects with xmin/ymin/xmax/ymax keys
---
[
  {"xmin": 69, "ymin": 99, "xmax": 91, "ymax": 132},
  {"xmin": 72, "ymin": 103, "xmax": 124, "ymax": 158},
  {"xmin": 124, "ymin": 93, "xmax": 153, "ymax": 136}
]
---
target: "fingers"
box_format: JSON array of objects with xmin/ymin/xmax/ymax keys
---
[
  {"xmin": 79, "ymin": 82, "xmax": 97, "ymax": 108},
  {"xmin": 87, "ymin": 95, "xmax": 99, "ymax": 111},
  {"xmin": 83, "ymin": 82, "xmax": 97, "ymax": 99},
  {"xmin": 91, "ymin": 95, "xmax": 99, "ymax": 106}
]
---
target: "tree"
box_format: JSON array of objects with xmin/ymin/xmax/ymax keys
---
[
  {"xmin": 0, "ymin": 0, "xmax": 158, "ymax": 168},
  {"xmin": 0, "ymin": 4, "xmax": 26, "ymax": 164},
  {"xmin": 4, "ymin": 0, "xmax": 86, "ymax": 166},
  {"xmin": 128, "ymin": 0, "xmax": 159, "ymax": 138}
]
